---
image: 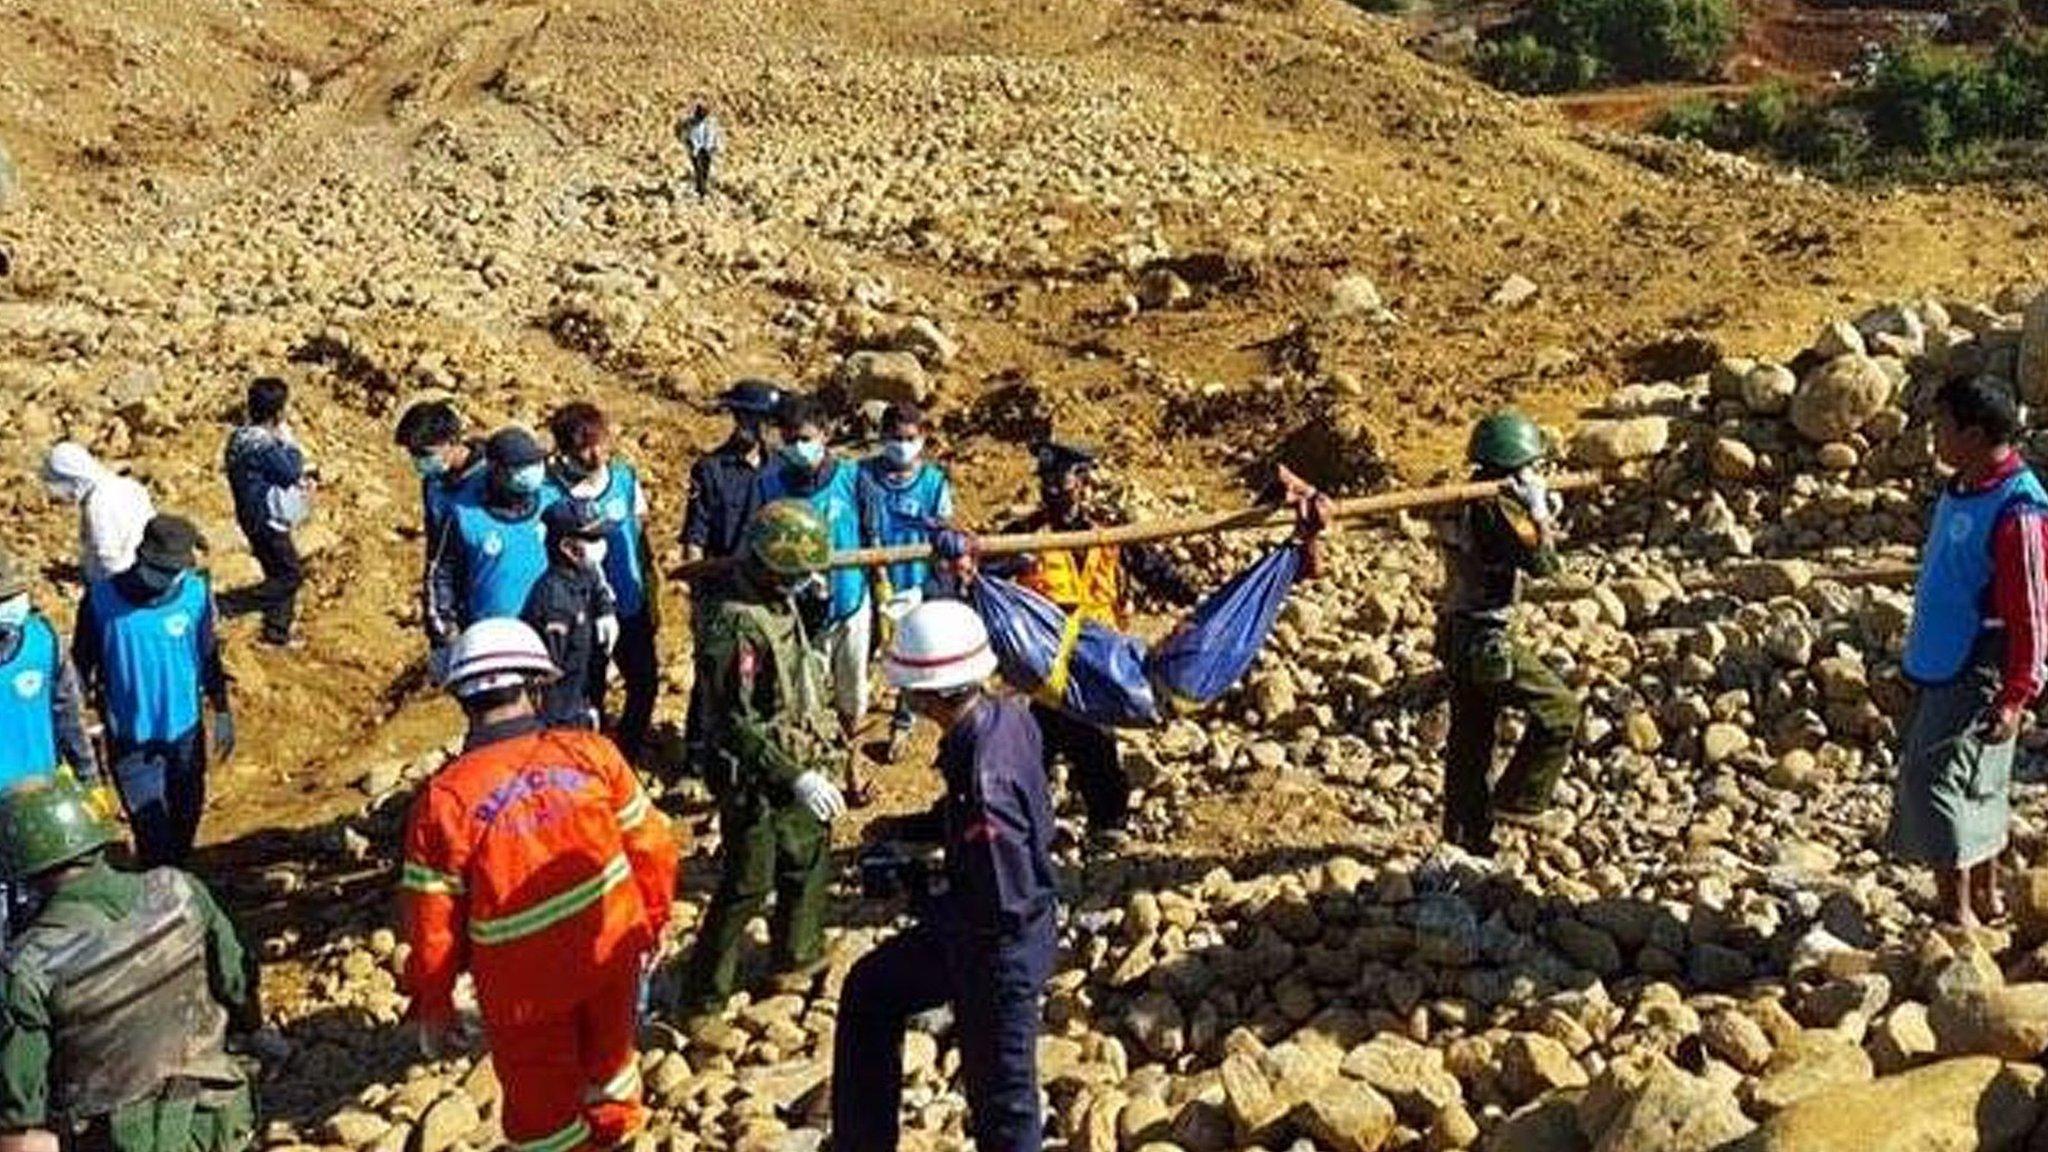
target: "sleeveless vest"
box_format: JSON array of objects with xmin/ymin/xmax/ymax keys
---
[
  {"xmin": 1904, "ymin": 464, "xmax": 2048, "ymax": 684},
  {"xmin": 88, "ymin": 574, "xmax": 208, "ymax": 745},
  {"xmin": 453, "ymin": 492, "xmax": 558, "ymax": 623},
  {"xmin": 0, "ymin": 614, "xmax": 60, "ymax": 787},
  {"xmin": 860, "ymin": 460, "xmax": 950, "ymax": 593},
  {"xmin": 10, "ymin": 869, "xmax": 243, "ymax": 1121},
  {"xmin": 593, "ymin": 460, "xmax": 649, "ymax": 619},
  {"xmin": 1019, "ymin": 544, "xmax": 1124, "ymax": 627}
]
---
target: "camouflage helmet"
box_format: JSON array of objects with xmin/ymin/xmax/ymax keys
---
[
  {"xmin": 744, "ymin": 500, "xmax": 831, "ymax": 578},
  {"xmin": 0, "ymin": 776, "xmax": 117, "ymax": 881},
  {"xmin": 1468, "ymin": 409, "xmax": 1546, "ymax": 471}
]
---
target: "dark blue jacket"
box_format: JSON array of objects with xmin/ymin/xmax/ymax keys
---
[
  {"xmin": 223, "ymin": 426, "xmax": 306, "ymax": 531},
  {"xmin": 902, "ymin": 695, "xmax": 1056, "ymax": 944}
]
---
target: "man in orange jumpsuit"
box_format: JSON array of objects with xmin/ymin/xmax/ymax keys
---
[{"xmin": 400, "ymin": 618, "xmax": 679, "ymax": 1152}]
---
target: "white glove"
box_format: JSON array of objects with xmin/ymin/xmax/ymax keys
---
[
  {"xmin": 1507, "ymin": 467, "xmax": 1558, "ymax": 522},
  {"xmin": 792, "ymin": 770, "xmax": 848, "ymax": 823},
  {"xmin": 595, "ymin": 614, "xmax": 620, "ymax": 651}
]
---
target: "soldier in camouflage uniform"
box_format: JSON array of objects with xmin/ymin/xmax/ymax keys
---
[
  {"xmin": 0, "ymin": 777, "xmax": 258, "ymax": 1152},
  {"xmin": 673, "ymin": 501, "xmax": 850, "ymax": 1019},
  {"xmin": 1437, "ymin": 411, "xmax": 1583, "ymax": 857}
]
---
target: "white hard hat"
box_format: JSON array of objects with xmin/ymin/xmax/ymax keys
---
[
  {"xmin": 443, "ymin": 618, "xmax": 559, "ymax": 698},
  {"xmin": 884, "ymin": 600, "xmax": 999, "ymax": 693}
]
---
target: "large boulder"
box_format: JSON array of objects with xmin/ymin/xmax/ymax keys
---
[
  {"xmin": 1790, "ymin": 354, "xmax": 1892, "ymax": 443},
  {"xmin": 1723, "ymin": 1057, "xmax": 2039, "ymax": 1152},
  {"xmin": 1570, "ymin": 417, "xmax": 1670, "ymax": 467},
  {"xmin": 1746, "ymin": 1029, "xmax": 1873, "ymax": 1114},
  {"xmin": 1590, "ymin": 1067, "xmax": 1754, "ymax": 1152},
  {"xmin": 1288, "ymin": 1080, "xmax": 1399, "ymax": 1152},
  {"xmin": 1501, "ymin": 1033, "xmax": 1589, "ymax": 1103},
  {"xmin": 841, "ymin": 350, "xmax": 932, "ymax": 406},
  {"xmin": 1928, "ymin": 981, "xmax": 2048, "ymax": 1060}
]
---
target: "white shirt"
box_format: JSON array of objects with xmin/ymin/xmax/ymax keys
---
[
  {"xmin": 686, "ymin": 116, "xmax": 725, "ymax": 155},
  {"xmin": 80, "ymin": 472, "xmax": 156, "ymax": 582}
]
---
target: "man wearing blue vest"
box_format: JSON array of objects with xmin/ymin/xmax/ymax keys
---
[
  {"xmin": 858, "ymin": 402, "xmax": 956, "ymax": 764},
  {"xmin": 548, "ymin": 402, "xmax": 659, "ymax": 763},
  {"xmin": 426, "ymin": 427, "xmax": 559, "ymax": 647},
  {"xmin": 757, "ymin": 395, "xmax": 873, "ymax": 804},
  {"xmin": 395, "ymin": 400, "xmax": 488, "ymax": 678},
  {"xmin": 0, "ymin": 550, "xmax": 100, "ymax": 795},
  {"xmin": 71, "ymin": 516, "xmax": 233, "ymax": 867},
  {"xmin": 1893, "ymin": 377, "xmax": 2048, "ymax": 929}
]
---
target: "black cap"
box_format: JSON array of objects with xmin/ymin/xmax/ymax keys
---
[
  {"xmin": 485, "ymin": 426, "xmax": 547, "ymax": 468},
  {"xmin": 136, "ymin": 515, "xmax": 206, "ymax": 571},
  {"xmin": 543, "ymin": 498, "xmax": 609, "ymax": 544},
  {"xmin": 716, "ymin": 379, "xmax": 784, "ymax": 417},
  {"xmin": 1035, "ymin": 440, "xmax": 1098, "ymax": 478}
]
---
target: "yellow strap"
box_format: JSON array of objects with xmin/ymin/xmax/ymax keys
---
[{"xmin": 1038, "ymin": 609, "xmax": 1088, "ymax": 707}]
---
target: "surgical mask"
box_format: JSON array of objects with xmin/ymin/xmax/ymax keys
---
[
  {"xmin": 0, "ymin": 596, "xmax": 28, "ymax": 630},
  {"xmin": 507, "ymin": 463, "xmax": 547, "ymax": 495},
  {"xmin": 882, "ymin": 437, "xmax": 924, "ymax": 469},
  {"xmin": 411, "ymin": 453, "xmax": 447, "ymax": 479},
  {"xmin": 133, "ymin": 563, "xmax": 181, "ymax": 596},
  {"xmin": 579, "ymin": 539, "xmax": 610, "ymax": 568},
  {"xmin": 555, "ymin": 456, "xmax": 597, "ymax": 483},
  {"xmin": 783, "ymin": 440, "xmax": 825, "ymax": 470},
  {"xmin": 45, "ymin": 478, "xmax": 87, "ymax": 503},
  {"xmin": 787, "ymin": 573, "xmax": 828, "ymax": 602}
]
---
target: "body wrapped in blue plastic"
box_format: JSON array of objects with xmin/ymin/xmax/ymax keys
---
[{"xmin": 966, "ymin": 544, "xmax": 1305, "ymax": 728}]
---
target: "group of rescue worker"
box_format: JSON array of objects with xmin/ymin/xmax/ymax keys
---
[{"xmin": 0, "ymin": 381, "xmax": 1589, "ymax": 1152}]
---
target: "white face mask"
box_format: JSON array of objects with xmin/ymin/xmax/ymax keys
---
[
  {"xmin": 579, "ymin": 539, "xmax": 610, "ymax": 568},
  {"xmin": 882, "ymin": 437, "xmax": 924, "ymax": 469},
  {"xmin": 0, "ymin": 596, "xmax": 28, "ymax": 630}
]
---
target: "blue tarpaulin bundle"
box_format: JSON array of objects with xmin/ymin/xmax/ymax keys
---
[{"xmin": 967, "ymin": 544, "xmax": 1305, "ymax": 728}]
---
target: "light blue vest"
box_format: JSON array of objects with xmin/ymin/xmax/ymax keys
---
[
  {"xmin": 592, "ymin": 460, "xmax": 649, "ymax": 619},
  {"xmin": 759, "ymin": 459, "xmax": 866, "ymax": 622},
  {"xmin": 90, "ymin": 574, "xmax": 209, "ymax": 745},
  {"xmin": 1904, "ymin": 465, "xmax": 2048, "ymax": 684},
  {"xmin": 859, "ymin": 459, "xmax": 951, "ymax": 593},
  {"xmin": 0, "ymin": 614, "xmax": 60, "ymax": 787},
  {"xmin": 454, "ymin": 491, "xmax": 559, "ymax": 623}
]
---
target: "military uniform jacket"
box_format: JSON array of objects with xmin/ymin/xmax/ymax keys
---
[
  {"xmin": 696, "ymin": 588, "xmax": 842, "ymax": 804},
  {"xmin": 0, "ymin": 860, "xmax": 255, "ymax": 1141},
  {"xmin": 1439, "ymin": 495, "xmax": 1560, "ymax": 625}
]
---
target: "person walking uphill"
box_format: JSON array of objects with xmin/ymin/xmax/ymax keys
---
[
  {"xmin": 523, "ymin": 499, "xmax": 619, "ymax": 732},
  {"xmin": 681, "ymin": 379, "xmax": 781, "ymax": 779},
  {"xmin": 0, "ymin": 777, "xmax": 260, "ymax": 1152},
  {"xmin": 223, "ymin": 376, "xmax": 313, "ymax": 646},
  {"xmin": 41, "ymin": 442, "xmax": 155, "ymax": 585},
  {"xmin": 548, "ymin": 403, "xmax": 658, "ymax": 763},
  {"xmin": 756, "ymin": 396, "xmax": 873, "ymax": 804},
  {"xmin": 834, "ymin": 601, "xmax": 1058, "ymax": 1152},
  {"xmin": 1000, "ymin": 440, "xmax": 1194, "ymax": 850},
  {"xmin": 72, "ymin": 516, "xmax": 234, "ymax": 868},
  {"xmin": 427, "ymin": 427, "xmax": 559, "ymax": 648},
  {"xmin": 1892, "ymin": 377, "xmax": 2048, "ymax": 929},
  {"xmin": 673, "ymin": 501, "xmax": 848, "ymax": 1021},
  {"xmin": 400, "ymin": 619, "xmax": 678, "ymax": 1152},
  {"xmin": 679, "ymin": 104, "xmax": 724, "ymax": 199},
  {"xmin": 1436, "ymin": 410, "xmax": 1582, "ymax": 858}
]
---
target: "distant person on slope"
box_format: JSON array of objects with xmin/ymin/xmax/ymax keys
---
[
  {"xmin": 1891, "ymin": 377, "xmax": 2048, "ymax": 929},
  {"xmin": 41, "ymin": 441, "xmax": 156, "ymax": 585},
  {"xmin": 223, "ymin": 376, "xmax": 314, "ymax": 647},
  {"xmin": 680, "ymin": 103, "xmax": 725, "ymax": 199}
]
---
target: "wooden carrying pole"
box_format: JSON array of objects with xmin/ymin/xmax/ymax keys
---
[{"xmin": 677, "ymin": 471, "xmax": 1610, "ymax": 580}]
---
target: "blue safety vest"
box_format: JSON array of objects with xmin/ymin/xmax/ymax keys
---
[
  {"xmin": 423, "ymin": 465, "xmax": 487, "ymax": 544},
  {"xmin": 859, "ymin": 459, "xmax": 951, "ymax": 593},
  {"xmin": 591, "ymin": 459, "xmax": 649, "ymax": 619},
  {"xmin": 453, "ymin": 491, "xmax": 558, "ymax": 623},
  {"xmin": 759, "ymin": 459, "xmax": 866, "ymax": 622},
  {"xmin": 0, "ymin": 614, "xmax": 60, "ymax": 787},
  {"xmin": 1904, "ymin": 464, "xmax": 2048, "ymax": 684},
  {"xmin": 89, "ymin": 574, "xmax": 209, "ymax": 745}
]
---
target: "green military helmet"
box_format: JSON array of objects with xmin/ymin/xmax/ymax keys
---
[
  {"xmin": 0, "ymin": 776, "xmax": 117, "ymax": 881},
  {"xmin": 745, "ymin": 499, "xmax": 832, "ymax": 577},
  {"xmin": 1468, "ymin": 409, "xmax": 1547, "ymax": 471}
]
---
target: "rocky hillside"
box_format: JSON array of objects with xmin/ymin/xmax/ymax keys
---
[{"xmin": 7, "ymin": 0, "xmax": 2048, "ymax": 1149}]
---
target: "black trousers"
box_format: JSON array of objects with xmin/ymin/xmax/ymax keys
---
[
  {"xmin": 610, "ymin": 610, "xmax": 659, "ymax": 763},
  {"xmin": 1032, "ymin": 702, "xmax": 1126, "ymax": 832},
  {"xmin": 690, "ymin": 150, "xmax": 714, "ymax": 198},
  {"xmin": 243, "ymin": 522, "xmax": 303, "ymax": 641}
]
